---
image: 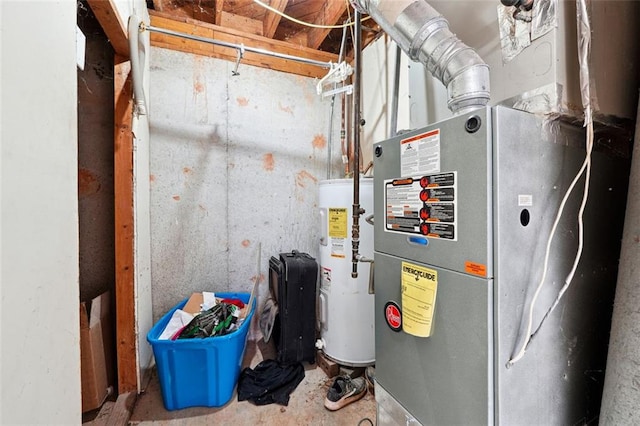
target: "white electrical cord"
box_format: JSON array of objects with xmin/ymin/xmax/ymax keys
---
[
  {"xmin": 508, "ymin": 117, "xmax": 594, "ymax": 365},
  {"xmin": 507, "ymin": 125, "xmax": 593, "ymax": 367},
  {"xmin": 508, "ymin": 0, "xmax": 594, "ymax": 367},
  {"xmin": 530, "ymin": 123, "xmax": 593, "ymax": 337},
  {"xmin": 252, "ymin": 0, "xmax": 370, "ymax": 29}
]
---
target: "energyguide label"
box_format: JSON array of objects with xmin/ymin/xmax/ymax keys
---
[
  {"xmin": 384, "ymin": 172, "xmax": 457, "ymax": 241},
  {"xmin": 401, "ymin": 261, "xmax": 438, "ymax": 337},
  {"xmin": 328, "ymin": 208, "xmax": 348, "ymax": 258}
]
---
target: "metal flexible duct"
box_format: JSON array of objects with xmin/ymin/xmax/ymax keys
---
[{"xmin": 352, "ymin": 0, "xmax": 490, "ymax": 114}]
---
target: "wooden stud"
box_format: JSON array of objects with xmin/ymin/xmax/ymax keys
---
[
  {"xmin": 114, "ymin": 57, "xmax": 137, "ymax": 394},
  {"xmin": 86, "ymin": 0, "xmax": 129, "ymax": 58}
]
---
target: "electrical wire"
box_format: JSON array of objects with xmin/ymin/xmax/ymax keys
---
[
  {"xmin": 507, "ymin": 118, "xmax": 594, "ymax": 367},
  {"xmin": 530, "ymin": 121, "xmax": 592, "ymax": 340},
  {"xmin": 252, "ymin": 0, "xmax": 370, "ymax": 29}
]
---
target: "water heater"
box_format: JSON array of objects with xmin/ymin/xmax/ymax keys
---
[{"xmin": 318, "ymin": 178, "xmax": 375, "ymax": 367}]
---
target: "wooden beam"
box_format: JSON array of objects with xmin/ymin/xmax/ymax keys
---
[
  {"xmin": 87, "ymin": 0, "xmax": 129, "ymax": 58},
  {"xmin": 148, "ymin": 11, "xmax": 339, "ymax": 79},
  {"xmin": 220, "ymin": 11, "xmax": 263, "ymax": 36},
  {"xmin": 214, "ymin": 0, "xmax": 225, "ymax": 25},
  {"xmin": 114, "ymin": 57, "xmax": 137, "ymax": 394},
  {"xmin": 288, "ymin": 2, "xmax": 347, "ymax": 49},
  {"xmin": 263, "ymin": 0, "xmax": 288, "ymax": 39},
  {"xmin": 309, "ymin": 3, "xmax": 348, "ymax": 49}
]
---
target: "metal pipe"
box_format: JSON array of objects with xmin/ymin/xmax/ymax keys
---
[
  {"xmin": 390, "ymin": 44, "xmax": 402, "ymax": 137},
  {"xmin": 144, "ymin": 24, "xmax": 333, "ymax": 69},
  {"xmin": 327, "ymin": 21, "xmax": 351, "ymax": 180},
  {"xmin": 351, "ymin": 9, "xmax": 364, "ymax": 278},
  {"xmin": 327, "ymin": 95, "xmax": 335, "ymax": 180},
  {"xmin": 352, "ymin": 0, "xmax": 490, "ymax": 114}
]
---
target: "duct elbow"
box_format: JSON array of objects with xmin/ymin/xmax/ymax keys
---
[
  {"xmin": 351, "ymin": 0, "xmax": 490, "ymax": 114},
  {"xmin": 447, "ymin": 63, "xmax": 490, "ymax": 115}
]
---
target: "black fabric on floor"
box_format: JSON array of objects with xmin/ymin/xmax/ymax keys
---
[{"xmin": 237, "ymin": 359, "xmax": 305, "ymax": 406}]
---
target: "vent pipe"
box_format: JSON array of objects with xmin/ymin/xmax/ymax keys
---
[{"xmin": 352, "ymin": 0, "xmax": 490, "ymax": 114}]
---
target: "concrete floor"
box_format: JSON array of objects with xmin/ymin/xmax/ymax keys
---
[{"xmin": 129, "ymin": 332, "xmax": 376, "ymax": 426}]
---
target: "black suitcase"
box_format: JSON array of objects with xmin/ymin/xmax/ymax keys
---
[{"xmin": 269, "ymin": 250, "xmax": 318, "ymax": 364}]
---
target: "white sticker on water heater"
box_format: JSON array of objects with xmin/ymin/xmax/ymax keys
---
[{"xmin": 400, "ymin": 129, "xmax": 441, "ymax": 177}]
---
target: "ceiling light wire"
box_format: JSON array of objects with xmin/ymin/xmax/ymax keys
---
[{"xmin": 252, "ymin": 0, "xmax": 370, "ymax": 29}]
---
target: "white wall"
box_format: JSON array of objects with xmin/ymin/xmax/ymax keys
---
[
  {"xmin": 0, "ymin": 1, "xmax": 80, "ymax": 423},
  {"xmin": 149, "ymin": 47, "xmax": 342, "ymax": 320},
  {"xmin": 361, "ymin": 35, "xmax": 411, "ymax": 167}
]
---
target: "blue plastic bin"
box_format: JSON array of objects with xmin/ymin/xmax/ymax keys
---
[{"xmin": 147, "ymin": 292, "xmax": 255, "ymax": 410}]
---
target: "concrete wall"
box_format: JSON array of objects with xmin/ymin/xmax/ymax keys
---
[
  {"xmin": 0, "ymin": 1, "xmax": 80, "ymax": 423},
  {"xmin": 149, "ymin": 47, "xmax": 341, "ymax": 320}
]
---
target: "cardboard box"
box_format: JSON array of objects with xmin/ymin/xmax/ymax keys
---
[
  {"xmin": 80, "ymin": 291, "xmax": 113, "ymax": 412},
  {"xmin": 182, "ymin": 292, "xmax": 250, "ymax": 319},
  {"xmin": 182, "ymin": 292, "xmax": 204, "ymax": 316}
]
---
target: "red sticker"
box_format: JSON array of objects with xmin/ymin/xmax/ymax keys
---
[{"xmin": 385, "ymin": 301, "xmax": 402, "ymax": 332}]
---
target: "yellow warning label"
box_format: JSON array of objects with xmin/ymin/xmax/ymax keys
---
[
  {"xmin": 328, "ymin": 208, "xmax": 348, "ymax": 238},
  {"xmin": 401, "ymin": 262, "xmax": 438, "ymax": 337}
]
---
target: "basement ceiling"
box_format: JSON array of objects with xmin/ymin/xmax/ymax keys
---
[{"xmin": 146, "ymin": 0, "xmax": 383, "ymax": 78}]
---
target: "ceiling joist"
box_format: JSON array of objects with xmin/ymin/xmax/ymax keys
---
[
  {"xmin": 147, "ymin": 1, "xmax": 380, "ymax": 54},
  {"xmin": 288, "ymin": 2, "xmax": 347, "ymax": 50},
  {"xmin": 263, "ymin": 0, "xmax": 288, "ymax": 38}
]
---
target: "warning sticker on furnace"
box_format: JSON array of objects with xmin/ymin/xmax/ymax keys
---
[
  {"xmin": 401, "ymin": 262, "xmax": 438, "ymax": 338},
  {"xmin": 384, "ymin": 172, "xmax": 457, "ymax": 241},
  {"xmin": 400, "ymin": 129, "xmax": 441, "ymax": 177}
]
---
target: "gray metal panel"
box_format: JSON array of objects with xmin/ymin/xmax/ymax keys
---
[
  {"xmin": 374, "ymin": 252, "xmax": 493, "ymax": 425},
  {"xmin": 376, "ymin": 382, "xmax": 422, "ymax": 426},
  {"xmin": 492, "ymin": 106, "xmax": 628, "ymax": 424},
  {"xmin": 373, "ymin": 107, "xmax": 494, "ymax": 276}
]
